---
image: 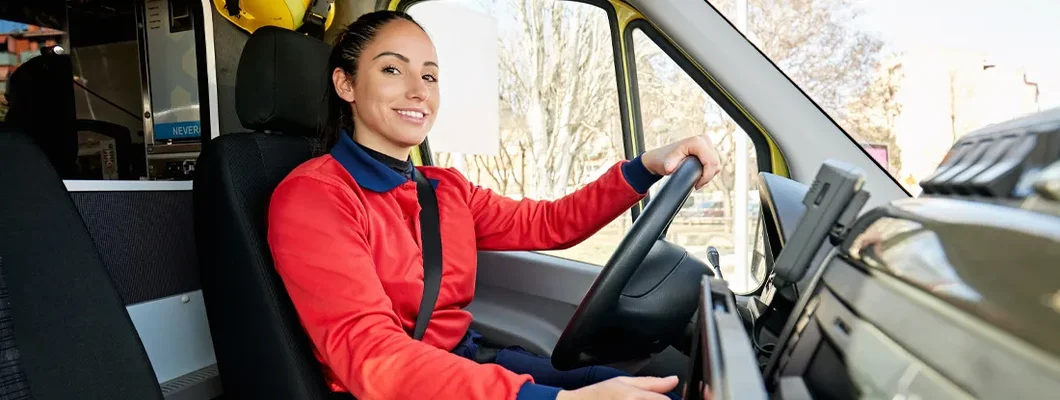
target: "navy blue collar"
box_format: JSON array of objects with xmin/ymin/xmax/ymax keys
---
[{"xmin": 331, "ymin": 131, "xmax": 414, "ymax": 193}]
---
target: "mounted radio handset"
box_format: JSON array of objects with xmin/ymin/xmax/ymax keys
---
[{"xmin": 771, "ymin": 160, "xmax": 870, "ymax": 288}]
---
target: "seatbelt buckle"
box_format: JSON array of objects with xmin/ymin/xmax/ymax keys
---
[
  {"xmin": 303, "ymin": 11, "xmax": 327, "ymax": 27},
  {"xmin": 297, "ymin": 0, "xmax": 332, "ymax": 39}
]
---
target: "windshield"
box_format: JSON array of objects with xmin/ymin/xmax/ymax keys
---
[{"xmin": 706, "ymin": 0, "xmax": 1060, "ymax": 195}]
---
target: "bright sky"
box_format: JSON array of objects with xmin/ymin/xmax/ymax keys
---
[{"xmin": 853, "ymin": 0, "xmax": 1060, "ymax": 108}]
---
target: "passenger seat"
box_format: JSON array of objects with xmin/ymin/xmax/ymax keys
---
[
  {"xmin": 193, "ymin": 26, "xmax": 340, "ymax": 399},
  {"xmin": 0, "ymin": 130, "xmax": 164, "ymax": 399}
]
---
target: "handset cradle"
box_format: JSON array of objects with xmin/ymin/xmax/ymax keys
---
[
  {"xmin": 684, "ymin": 277, "xmax": 768, "ymax": 400},
  {"xmin": 771, "ymin": 160, "xmax": 869, "ymax": 287}
]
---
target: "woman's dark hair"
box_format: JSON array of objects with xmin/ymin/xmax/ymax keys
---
[{"xmin": 318, "ymin": 10, "xmax": 424, "ymax": 154}]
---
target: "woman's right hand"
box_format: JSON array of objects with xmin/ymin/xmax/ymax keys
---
[{"xmin": 555, "ymin": 376, "xmax": 679, "ymax": 400}]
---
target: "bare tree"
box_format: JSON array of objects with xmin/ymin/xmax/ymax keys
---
[
  {"xmin": 446, "ymin": 0, "xmax": 620, "ymax": 199},
  {"xmin": 724, "ymin": 0, "xmax": 884, "ymax": 114},
  {"xmin": 844, "ymin": 61, "xmax": 904, "ymax": 174},
  {"xmin": 508, "ymin": 0, "xmax": 620, "ymax": 198},
  {"xmin": 710, "ymin": 0, "xmax": 898, "ymax": 153}
]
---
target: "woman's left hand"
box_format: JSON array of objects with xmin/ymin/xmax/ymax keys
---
[{"xmin": 641, "ymin": 134, "xmax": 722, "ymax": 190}]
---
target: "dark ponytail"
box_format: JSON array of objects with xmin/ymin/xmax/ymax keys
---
[{"xmin": 318, "ymin": 10, "xmax": 424, "ymax": 154}]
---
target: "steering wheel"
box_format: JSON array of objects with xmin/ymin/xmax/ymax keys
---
[{"xmin": 552, "ymin": 156, "xmax": 705, "ymax": 370}]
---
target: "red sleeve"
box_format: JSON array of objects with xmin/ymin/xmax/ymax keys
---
[
  {"xmin": 465, "ymin": 160, "xmax": 646, "ymax": 251},
  {"xmin": 267, "ymin": 176, "xmax": 531, "ymax": 399}
]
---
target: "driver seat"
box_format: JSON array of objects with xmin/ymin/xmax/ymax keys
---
[{"xmin": 193, "ymin": 27, "xmax": 349, "ymax": 399}]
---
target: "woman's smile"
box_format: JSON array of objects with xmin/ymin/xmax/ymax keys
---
[{"xmin": 394, "ymin": 108, "xmax": 428, "ymax": 125}]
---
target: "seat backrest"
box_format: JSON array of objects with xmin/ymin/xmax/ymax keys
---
[
  {"xmin": 4, "ymin": 54, "xmax": 79, "ymax": 179},
  {"xmin": 193, "ymin": 26, "xmax": 339, "ymax": 399},
  {"xmin": 0, "ymin": 129, "xmax": 164, "ymax": 400}
]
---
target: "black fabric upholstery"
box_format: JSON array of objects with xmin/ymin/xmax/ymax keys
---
[
  {"xmin": 195, "ymin": 134, "xmax": 333, "ymax": 399},
  {"xmin": 235, "ymin": 25, "xmax": 332, "ymax": 134},
  {"xmin": 0, "ymin": 130, "xmax": 163, "ymax": 400},
  {"xmin": 195, "ymin": 27, "xmax": 347, "ymax": 399},
  {"xmin": 71, "ymin": 191, "xmax": 199, "ymax": 305},
  {"xmin": 0, "ymin": 263, "xmax": 33, "ymax": 400}
]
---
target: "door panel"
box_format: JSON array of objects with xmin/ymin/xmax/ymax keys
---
[
  {"xmin": 66, "ymin": 184, "xmax": 219, "ymax": 397},
  {"xmin": 70, "ymin": 189, "xmax": 200, "ymax": 304},
  {"xmin": 475, "ymin": 251, "xmax": 602, "ymax": 305},
  {"xmin": 471, "ymin": 250, "xmax": 690, "ymax": 377},
  {"xmin": 467, "ymin": 287, "xmax": 571, "ymax": 357},
  {"xmin": 127, "ymin": 290, "xmax": 216, "ymax": 383},
  {"xmin": 469, "ymin": 251, "xmax": 600, "ymax": 355}
]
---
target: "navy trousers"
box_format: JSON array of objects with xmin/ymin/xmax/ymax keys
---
[{"xmin": 452, "ymin": 330, "xmax": 680, "ymax": 399}]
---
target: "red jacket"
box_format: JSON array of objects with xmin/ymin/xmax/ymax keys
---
[{"xmin": 267, "ymin": 133, "xmax": 659, "ymax": 399}]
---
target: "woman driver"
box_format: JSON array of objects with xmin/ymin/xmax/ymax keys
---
[{"xmin": 268, "ymin": 10, "xmax": 721, "ymax": 400}]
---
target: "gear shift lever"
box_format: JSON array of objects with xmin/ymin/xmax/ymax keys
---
[{"xmin": 707, "ymin": 246, "xmax": 722, "ymax": 279}]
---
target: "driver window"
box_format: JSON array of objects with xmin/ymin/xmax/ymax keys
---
[
  {"xmin": 413, "ymin": 0, "xmax": 630, "ymax": 266},
  {"xmin": 632, "ymin": 28, "xmax": 767, "ymax": 294}
]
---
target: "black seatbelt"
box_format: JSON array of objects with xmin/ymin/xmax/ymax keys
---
[
  {"xmin": 224, "ymin": 0, "xmax": 241, "ymax": 17},
  {"xmin": 296, "ymin": 0, "xmax": 334, "ymax": 39},
  {"xmin": 411, "ymin": 168, "xmax": 443, "ymax": 340}
]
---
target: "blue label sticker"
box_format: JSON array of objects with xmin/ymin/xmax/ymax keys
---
[{"xmin": 154, "ymin": 121, "xmax": 202, "ymax": 140}]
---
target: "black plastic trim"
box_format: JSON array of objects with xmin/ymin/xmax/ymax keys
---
[
  {"xmin": 193, "ymin": 0, "xmax": 213, "ymax": 142},
  {"xmin": 134, "ymin": 1, "xmax": 154, "ymax": 143}
]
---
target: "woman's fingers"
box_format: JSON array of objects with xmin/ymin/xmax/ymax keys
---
[
  {"xmin": 616, "ymin": 375, "xmax": 680, "ymax": 393},
  {"xmin": 687, "ymin": 135, "xmax": 720, "ymax": 189}
]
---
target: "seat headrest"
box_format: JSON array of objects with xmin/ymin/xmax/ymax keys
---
[
  {"xmin": 235, "ymin": 26, "xmax": 331, "ymax": 135},
  {"xmin": 5, "ymin": 53, "xmax": 74, "ymax": 109}
]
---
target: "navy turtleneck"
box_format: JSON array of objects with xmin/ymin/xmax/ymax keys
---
[{"xmin": 356, "ymin": 142, "xmax": 415, "ymax": 179}]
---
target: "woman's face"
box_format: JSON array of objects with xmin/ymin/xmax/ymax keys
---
[{"xmin": 334, "ymin": 20, "xmax": 440, "ymax": 153}]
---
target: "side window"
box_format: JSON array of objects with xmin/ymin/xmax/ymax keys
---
[
  {"xmin": 632, "ymin": 28, "xmax": 767, "ymax": 294},
  {"xmin": 413, "ymin": 0, "xmax": 629, "ymax": 266}
]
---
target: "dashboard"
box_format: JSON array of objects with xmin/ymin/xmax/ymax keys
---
[
  {"xmin": 765, "ymin": 197, "xmax": 1060, "ymax": 399},
  {"xmin": 686, "ymin": 107, "xmax": 1060, "ymax": 399}
]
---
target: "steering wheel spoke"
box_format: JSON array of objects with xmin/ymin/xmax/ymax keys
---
[{"xmin": 552, "ymin": 156, "xmax": 712, "ymax": 370}]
